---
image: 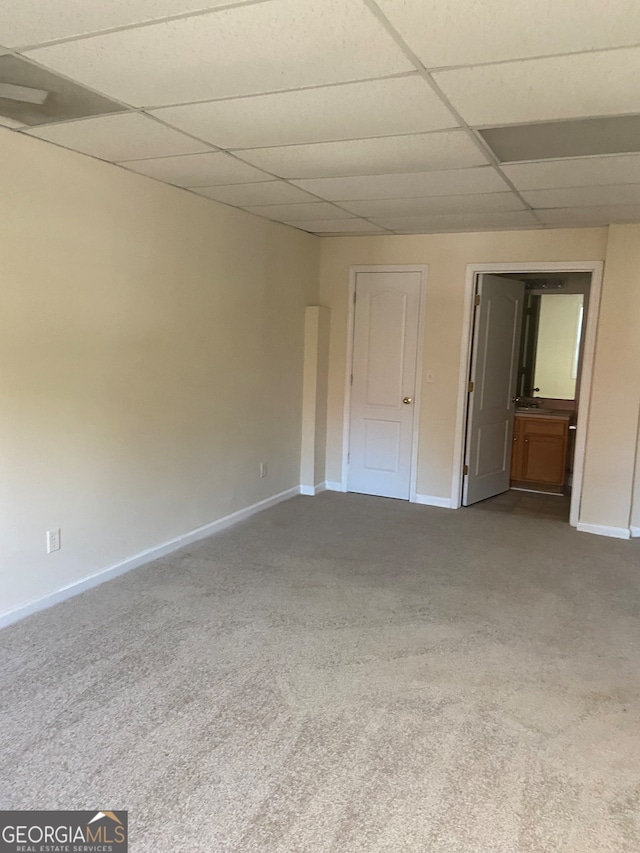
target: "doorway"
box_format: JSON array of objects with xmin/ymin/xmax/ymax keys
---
[
  {"xmin": 342, "ymin": 266, "xmax": 427, "ymax": 500},
  {"xmin": 453, "ymin": 262, "xmax": 603, "ymax": 527}
]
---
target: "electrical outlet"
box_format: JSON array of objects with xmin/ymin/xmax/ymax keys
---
[
  {"xmin": 259, "ymin": 462, "xmax": 268, "ymax": 478},
  {"xmin": 46, "ymin": 528, "xmax": 61, "ymax": 553}
]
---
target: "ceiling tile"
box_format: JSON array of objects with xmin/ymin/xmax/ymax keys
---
[
  {"xmin": 536, "ymin": 206, "xmax": 640, "ymax": 226},
  {"xmin": 503, "ymin": 154, "xmax": 640, "ymax": 190},
  {"xmin": 192, "ymin": 181, "xmax": 318, "ymax": 206},
  {"xmin": 24, "ymin": 112, "xmax": 210, "ymax": 160},
  {"xmin": 246, "ymin": 202, "xmax": 354, "ymax": 221},
  {"xmin": 119, "ymin": 151, "xmax": 271, "ymax": 186},
  {"xmin": 292, "ymin": 167, "xmax": 509, "ymax": 201},
  {"xmin": 0, "ymin": 1, "xmax": 256, "ymax": 48},
  {"xmin": 375, "ymin": 0, "xmax": 640, "ymax": 68},
  {"xmin": 236, "ymin": 130, "xmax": 487, "ymax": 179},
  {"xmin": 26, "ymin": 0, "xmax": 414, "ymax": 107},
  {"xmin": 289, "ymin": 218, "xmax": 385, "ymax": 234},
  {"xmin": 371, "ymin": 210, "xmax": 540, "ymax": 233},
  {"xmin": 523, "ymin": 184, "xmax": 640, "ymax": 208},
  {"xmin": 153, "ymin": 77, "xmax": 457, "ymax": 149},
  {"xmin": 434, "ymin": 48, "xmax": 640, "ymax": 127},
  {"xmin": 341, "ymin": 192, "xmax": 525, "ymax": 218}
]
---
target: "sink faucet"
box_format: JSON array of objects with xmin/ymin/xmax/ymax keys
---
[{"xmin": 514, "ymin": 395, "xmax": 542, "ymax": 409}]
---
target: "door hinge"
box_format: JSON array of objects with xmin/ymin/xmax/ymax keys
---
[
  {"xmin": 350, "ymin": 373, "xmax": 353, "ymax": 386},
  {"xmin": 463, "ymin": 464, "xmax": 469, "ymax": 475},
  {"xmin": 474, "ymin": 293, "xmax": 481, "ymax": 307},
  {"xmin": 468, "ymin": 380, "xmax": 474, "ymax": 392},
  {"xmin": 353, "ymin": 289, "xmax": 357, "ymax": 304}
]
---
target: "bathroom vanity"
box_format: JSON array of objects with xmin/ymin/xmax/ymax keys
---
[{"xmin": 510, "ymin": 410, "xmax": 573, "ymax": 493}]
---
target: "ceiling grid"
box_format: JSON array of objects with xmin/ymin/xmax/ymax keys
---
[{"xmin": 1, "ymin": 0, "xmax": 639, "ymax": 234}]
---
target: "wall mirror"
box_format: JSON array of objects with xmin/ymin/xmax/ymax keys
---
[{"xmin": 517, "ymin": 287, "xmax": 587, "ymax": 402}]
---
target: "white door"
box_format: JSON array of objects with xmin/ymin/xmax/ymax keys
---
[
  {"xmin": 347, "ymin": 271, "xmax": 422, "ymax": 499},
  {"xmin": 463, "ymin": 274, "xmax": 525, "ymax": 506}
]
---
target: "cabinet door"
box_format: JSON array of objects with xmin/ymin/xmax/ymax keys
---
[{"xmin": 521, "ymin": 430, "xmax": 567, "ymax": 485}]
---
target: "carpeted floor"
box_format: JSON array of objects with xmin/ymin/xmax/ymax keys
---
[
  {"xmin": 473, "ymin": 488, "xmax": 572, "ymax": 521},
  {"xmin": 1, "ymin": 492, "xmax": 639, "ymax": 851}
]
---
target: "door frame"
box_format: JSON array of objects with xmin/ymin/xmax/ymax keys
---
[
  {"xmin": 451, "ymin": 261, "xmax": 604, "ymax": 527},
  {"xmin": 341, "ymin": 265, "xmax": 428, "ymax": 500}
]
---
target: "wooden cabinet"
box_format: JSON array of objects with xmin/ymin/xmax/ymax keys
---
[{"xmin": 511, "ymin": 415, "xmax": 569, "ymax": 492}]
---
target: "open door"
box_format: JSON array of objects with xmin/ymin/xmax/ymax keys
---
[{"xmin": 463, "ymin": 274, "xmax": 525, "ymax": 506}]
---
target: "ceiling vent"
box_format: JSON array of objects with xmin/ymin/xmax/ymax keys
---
[{"xmin": 480, "ymin": 115, "xmax": 640, "ymax": 163}]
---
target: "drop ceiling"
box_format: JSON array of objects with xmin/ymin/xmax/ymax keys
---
[{"xmin": 2, "ymin": 0, "xmax": 640, "ymax": 235}]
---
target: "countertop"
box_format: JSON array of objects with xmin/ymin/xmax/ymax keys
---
[{"xmin": 515, "ymin": 408, "xmax": 575, "ymax": 422}]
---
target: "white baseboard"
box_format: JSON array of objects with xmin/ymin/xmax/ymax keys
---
[
  {"xmin": 324, "ymin": 486, "xmax": 453, "ymax": 508},
  {"xmin": 0, "ymin": 486, "xmax": 301, "ymax": 630},
  {"xmin": 576, "ymin": 522, "xmax": 631, "ymax": 540},
  {"xmin": 414, "ymin": 493, "xmax": 453, "ymax": 509},
  {"xmin": 300, "ymin": 482, "xmax": 327, "ymax": 496},
  {"xmin": 631, "ymin": 526, "xmax": 640, "ymax": 538}
]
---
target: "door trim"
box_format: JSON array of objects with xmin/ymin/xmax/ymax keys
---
[
  {"xmin": 341, "ymin": 265, "xmax": 428, "ymax": 501},
  {"xmin": 451, "ymin": 261, "xmax": 604, "ymax": 528}
]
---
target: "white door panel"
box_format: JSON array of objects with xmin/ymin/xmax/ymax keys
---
[
  {"xmin": 476, "ymin": 420, "xmax": 510, "ymax": 477},
  {"xmin": 365, "ymin": 289, "xmax": 408, "ymax": 406},
  {"xmin": 348, "ymin": 271, "xmax": 421, "ymax": 499},
  {"xmin": 463, "ymin": 274, "xmax": 524, "ymax": 506},
  {"xmin": 364, "ymin": 419, "xmax": 402, "ymax": 470}
]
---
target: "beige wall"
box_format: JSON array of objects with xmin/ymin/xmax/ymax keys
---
[
  {"xmin": 0, "ymin": 128, "xmax": 319, "ymax": 619},
  {"xmin": 581, "ymin": 224, "xmax": 640, "ymax": 531},
  {"xmin": 633, "ymin": 421, "xmax": 640, "ymax": 533},
  {"xmin": 319, "ymin": 229, "xmax": 610, "ymax": 504}
]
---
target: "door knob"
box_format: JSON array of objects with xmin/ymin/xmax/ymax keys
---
[{"xmin": 402, "ymin": 397, "xmax": 412, "ymax": 404}]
